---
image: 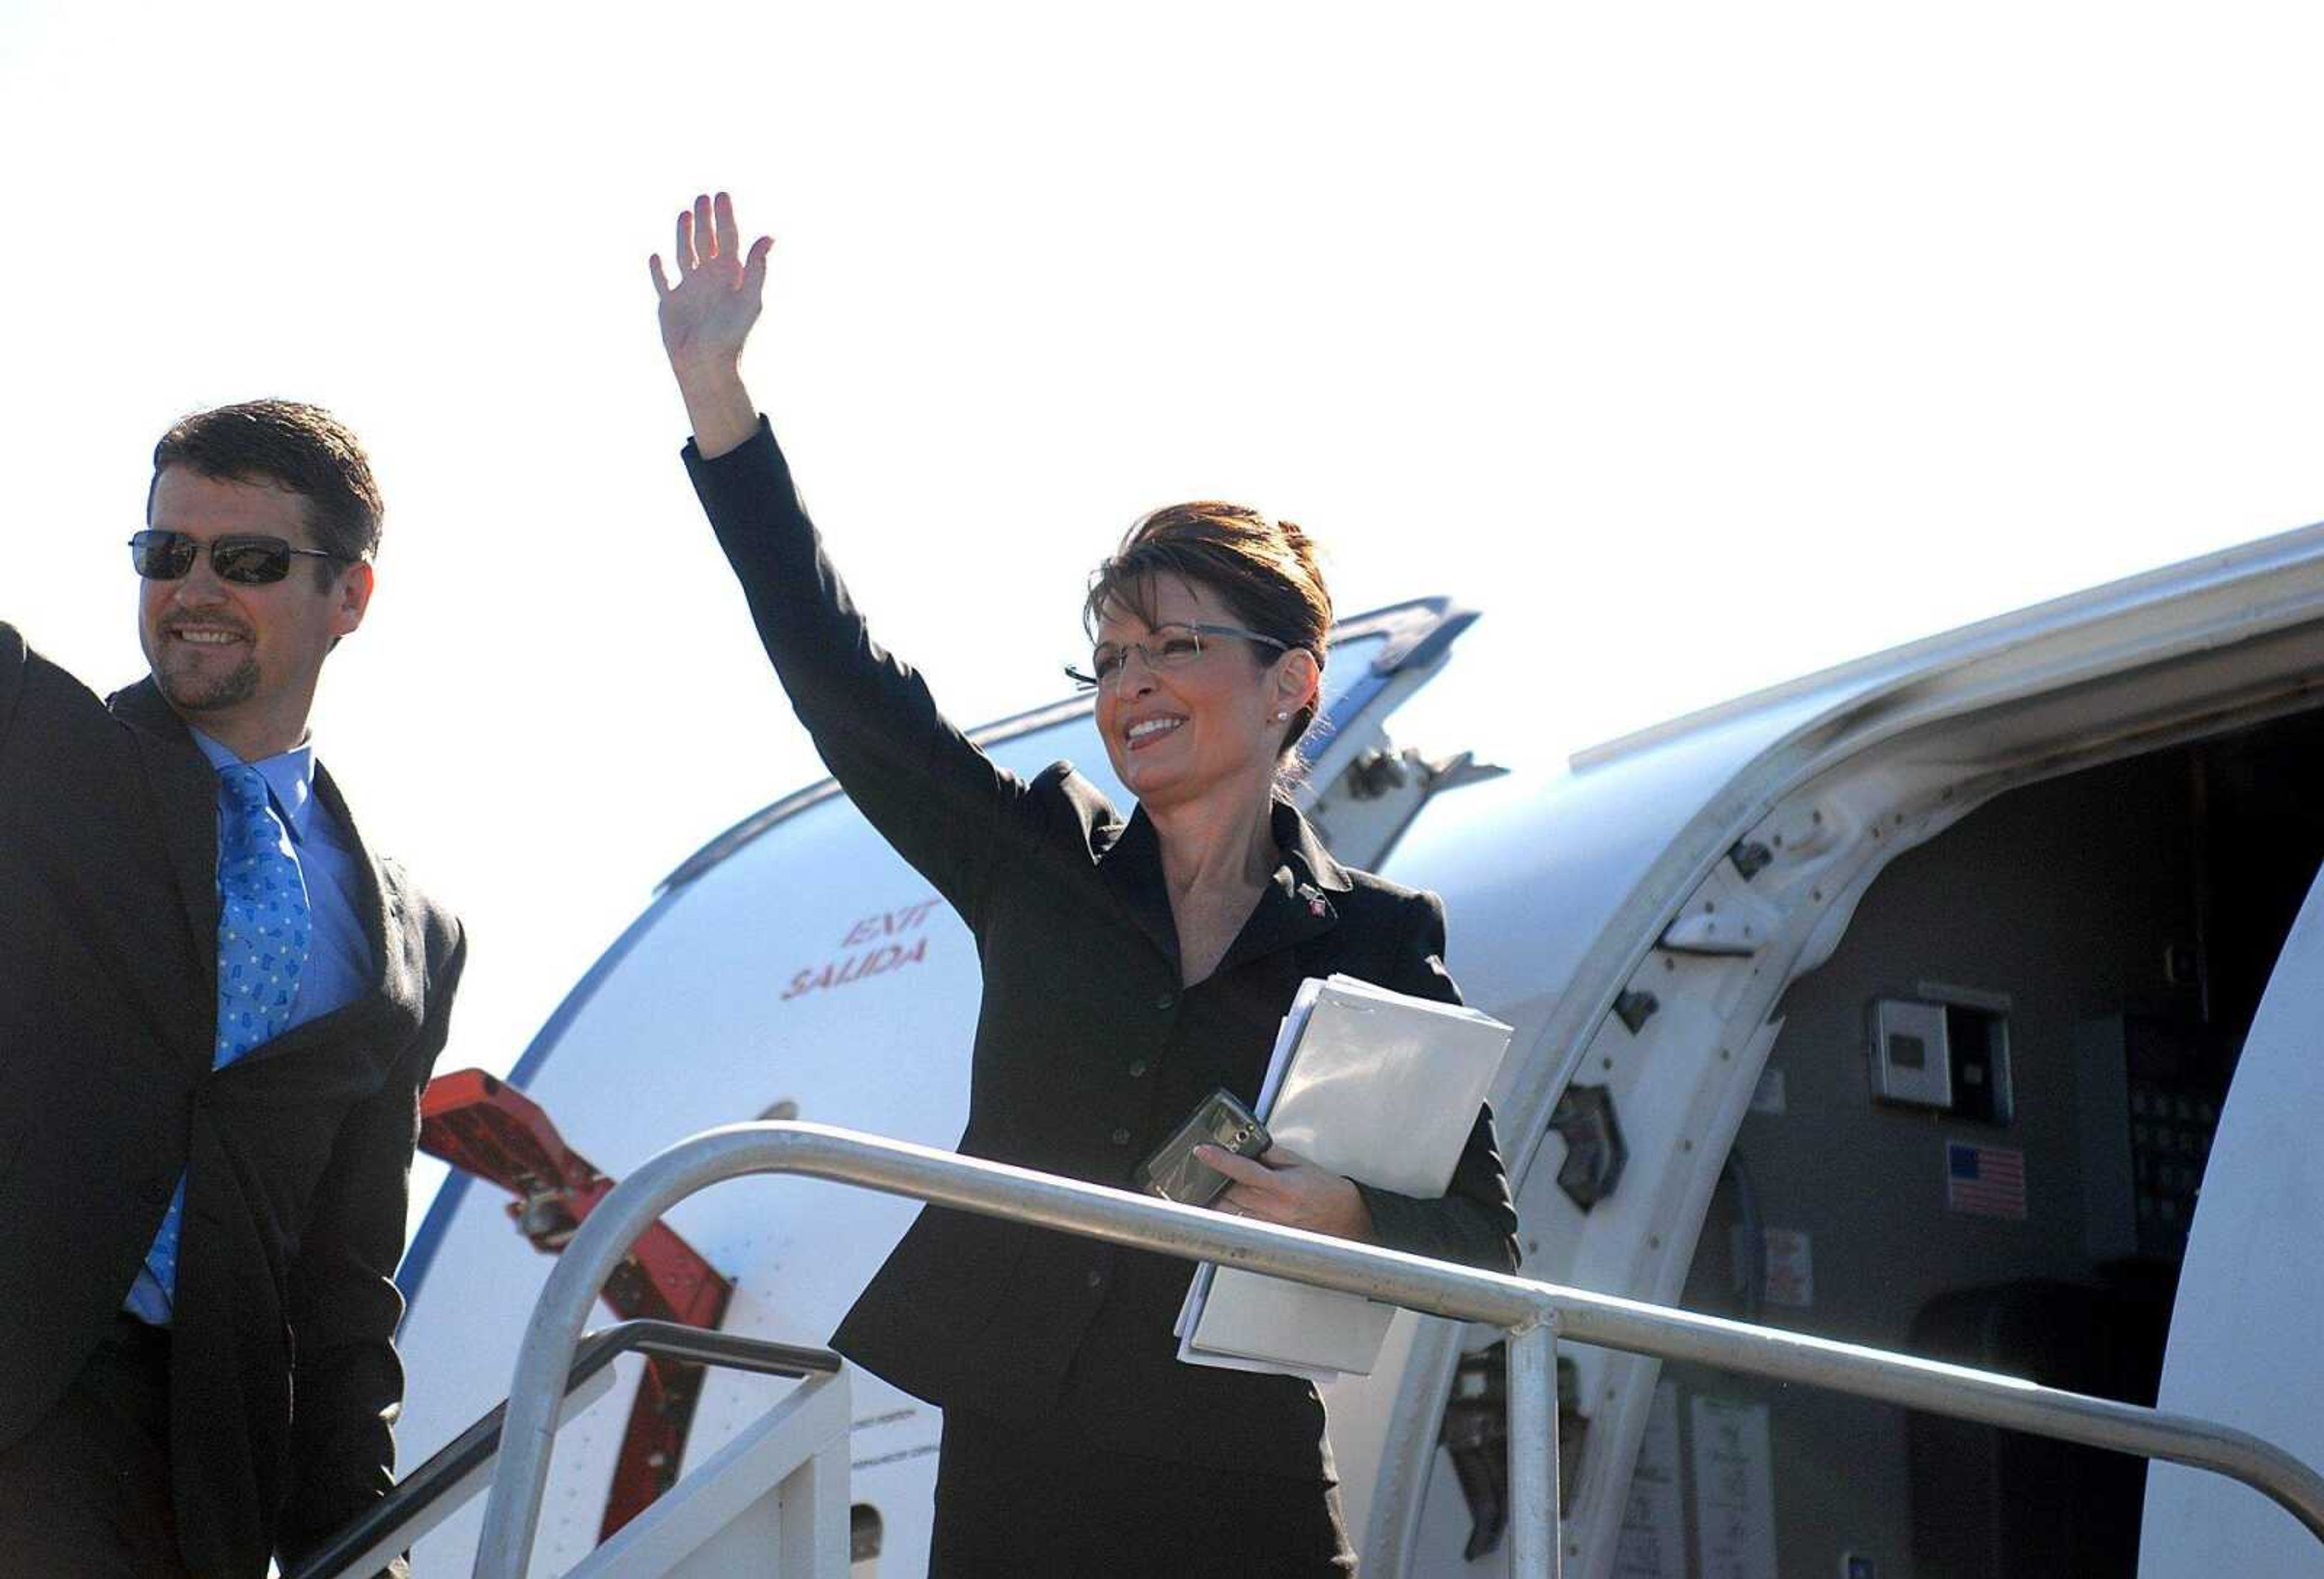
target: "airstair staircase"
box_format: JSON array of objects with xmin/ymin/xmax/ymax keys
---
[{"xmin": 304, "ymin": 1122, "xmax": 2324, "ymax": 1578}]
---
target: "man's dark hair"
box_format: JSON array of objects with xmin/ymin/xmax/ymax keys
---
[{"xmin": 151, "ymin": 399, "xmax": 384, "ymax": 585}]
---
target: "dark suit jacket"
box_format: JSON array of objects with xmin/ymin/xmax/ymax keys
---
[
  {"xmin": 686, "ymin": 422, "xmax": 1520, "ymax": 1482},
  {"xmin": 0, "ymin": 623, "xmax": 465, "ymax": 1578}
]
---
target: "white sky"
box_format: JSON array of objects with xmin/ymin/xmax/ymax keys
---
[{"xmin": 5, "ymin": 2, "xmax": 2322, "ymax": 1092}]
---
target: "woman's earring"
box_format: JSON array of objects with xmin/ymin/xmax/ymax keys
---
[{"xmin": 1274, "ymin": 711, "xmax": 1290, "ymax": 722}]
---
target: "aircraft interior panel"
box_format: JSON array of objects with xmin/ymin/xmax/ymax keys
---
[{"xmin": 1627, "ymin": 706, "xmax": 2324, "ymax": 1579}]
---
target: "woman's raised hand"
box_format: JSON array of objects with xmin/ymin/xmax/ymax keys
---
[
  {"xmin": 650, "ymin": 192, "xmax": 772, "ymax": 457},
  {"xmin": 651, "ymin": 192, "xmax": 772, "ymax": 372}
]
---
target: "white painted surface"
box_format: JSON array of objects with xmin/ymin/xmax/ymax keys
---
[{"xmin": 2139, "ymin": 862, "xmax": 2324, "ymax": 1577}]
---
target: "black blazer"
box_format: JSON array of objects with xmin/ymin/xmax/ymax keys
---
[
  {"xmin": 686, "ymin": 424, "xmax": 1520, "ymax": 1480},
  {"xmin": 0, "ymin": 624, "xmax": 465, "ymax": 1579}
]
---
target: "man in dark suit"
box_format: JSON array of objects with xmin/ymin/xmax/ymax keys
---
[{"xmin": 0, "ymin": 400, "xmax": 466, "ymax": 1578}]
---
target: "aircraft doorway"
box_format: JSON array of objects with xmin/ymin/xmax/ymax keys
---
[{"xmin": 1629, "ymin": 704, "xmax": 2324, "ymax": 1579}]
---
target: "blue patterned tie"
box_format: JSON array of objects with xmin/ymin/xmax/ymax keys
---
[
  {"xmin": 132, "ymin": 764, "xmax": 312, "ymax": 1318},
  {"xmin": 210, "ymin": 764, "xmax": 312, "ymax": 1062}
]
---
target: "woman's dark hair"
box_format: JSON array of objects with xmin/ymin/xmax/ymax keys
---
[
  {"xmin": 149, "ymin": 399, "xmax": 383, "ymax": 585},
  {"xmin": 1083, "ymin": 501, "xmax": 1333, "ymax": 758}
]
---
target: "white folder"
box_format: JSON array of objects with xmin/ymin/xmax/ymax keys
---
[{"xmin": 1174, "ymin": 974, "xmax": 1512, "ymax": 1379}]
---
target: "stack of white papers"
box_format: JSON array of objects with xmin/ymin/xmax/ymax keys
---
[{"xmin": 1173, "ymin": 974, "xmax": 1513, "ymax": 1380}]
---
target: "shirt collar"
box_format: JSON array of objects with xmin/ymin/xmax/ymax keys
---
[
  {"xmin": 188, "ymin": 727, "xmax": 321, "ymax": 843},
  {"xmin": 1268, "ymin": 795, "xmax": 1353, "ymax": 894},
  {"xmin": 1098, "ymin": 796, "xmax": 1354, "ymax": 892}
]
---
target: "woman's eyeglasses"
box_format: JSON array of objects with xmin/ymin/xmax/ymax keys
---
[
  {"xmin": 1066, "ymin": 623, "xmax": 1291, "ymax": 691},
  {"xmin": 129, "ymin": 530, "xmax": 352, "ymax": 586}
]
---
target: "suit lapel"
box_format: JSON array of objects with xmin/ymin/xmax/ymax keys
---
[
  {"xmin": 1094, "ymin": 806, "xmax": 1183, "ymax": 978},
  {"xmin": 1215, "ymin": 871, "xmax": 1337, "ymax": 977},
  {"xmin": 234, "ymin": 762, "xmax": 422, "ymax": 1068},
  {"xmin": 1213, "ymin": 799, "xmax": 1352, "ymax": 977},
  {"xmin": 1101, "ymin": 796, "xmax": 1354, "ymax": 982},
  {"xmin": 102, "ymin": 682, "xmax": 424, "ymax": 1078},
  {"xmin": 312, "ymin": 764, "xmax": 399, "ymax": 997},
  {"xmin": 107, "ymin": 679, "xmax": 221, "ymax": 1005}
]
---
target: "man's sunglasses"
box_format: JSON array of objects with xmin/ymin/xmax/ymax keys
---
[{"xmin": 128, "ymin": 530, "xmax": 352, "ymax": 586}]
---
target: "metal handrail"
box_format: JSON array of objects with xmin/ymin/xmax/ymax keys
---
[
  {"xmin": 294, "ymin": 1321, "xmax": 836, "ymax": 1579},
  {"xmin": 473, "ymin": 1122, "xmax": 2324, "ymax": 1578}
]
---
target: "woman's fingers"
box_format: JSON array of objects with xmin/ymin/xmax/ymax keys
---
[
  {"xmin": 649, "ymin": 254, "xmax": 672, "ymax": 299},
  {"xmin": 1200, "ymin": 1145, "xmax": 1365, "ymax": 1237},
  {"xmin": 714, "ymin": 191, "xmax": 741, "ymax": 266},
  {"xmin": 1196, "ymin": 1144, "xmax": 1275, "ymax": 1189},
  {"xmin": 660, "ymin": 193, "xmax": 772, "ymax": 299}
]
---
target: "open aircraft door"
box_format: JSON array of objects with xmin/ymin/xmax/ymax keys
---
[
  {"xmin": 2139, "ymin": 856, "xmax": 2324, "ymax": 1577},
  {"xmin": 1353, "ymin": 524, "xmax": 2324, "ymax": 1575}
]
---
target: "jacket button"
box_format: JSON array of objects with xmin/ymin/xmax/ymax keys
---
[
  {"xmin": 1155, "ymin": 991, "xmax": 1176, "ymax": 1011},
  {"xmin": 1111, "ymin": 1128, "xmax": 1132, "ymax": 1147},
  {"xmin": 140, "ymin": 1177, "xmax": 171, "ymax": 1206},
  {"xmin": 1127, "ymin": 1060, "xmax": 1149, "ymax": 1079}
]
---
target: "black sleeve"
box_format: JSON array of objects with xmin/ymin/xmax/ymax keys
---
[
  {"xmin": 0, "ymin": 623, "xmax": 24, "ymax": 760},
  {"xmin": 684, "ymin": 421, "xmax": 1032, "ymax": 927},
  {"xmin": 274, "ymin": 919, "xmax": 467, "ymax": 1576},
  {"xmin": 1349, "ymin": 893, "xmax": 1523, "ymax": 1272}
]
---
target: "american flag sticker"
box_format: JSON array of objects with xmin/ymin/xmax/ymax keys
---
[{"xmin": 1946, "ymin": 1140, "xmax": 2027, "ymax": 1220}]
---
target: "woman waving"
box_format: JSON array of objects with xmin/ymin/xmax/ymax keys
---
[{"xmin": 652, "ymin": 192, "xmax": 1518, "ymax": 1577}]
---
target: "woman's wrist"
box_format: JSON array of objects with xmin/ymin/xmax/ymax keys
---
[{"xmin": 674, "ymin": 364, "xmax": 760, "ymax": 459}]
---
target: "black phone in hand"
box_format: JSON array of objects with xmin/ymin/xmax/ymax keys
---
[{"xmin": 1132, "ymin": 1088, "xmax": 1271, "ymax": 1207}]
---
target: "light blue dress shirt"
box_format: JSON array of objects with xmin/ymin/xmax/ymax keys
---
[
  {"xmin": 122, "ymin": 730, "xmax": 375, "ymax": 1322},
  {"xmin": 187, "ymin": 729, "xmax": 373, "ymax": 1025}
]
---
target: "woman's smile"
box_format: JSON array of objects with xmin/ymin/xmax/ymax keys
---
[{"xmin": 1123, "ymin": 713, "xmax": 1187, "ymax": 750}]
